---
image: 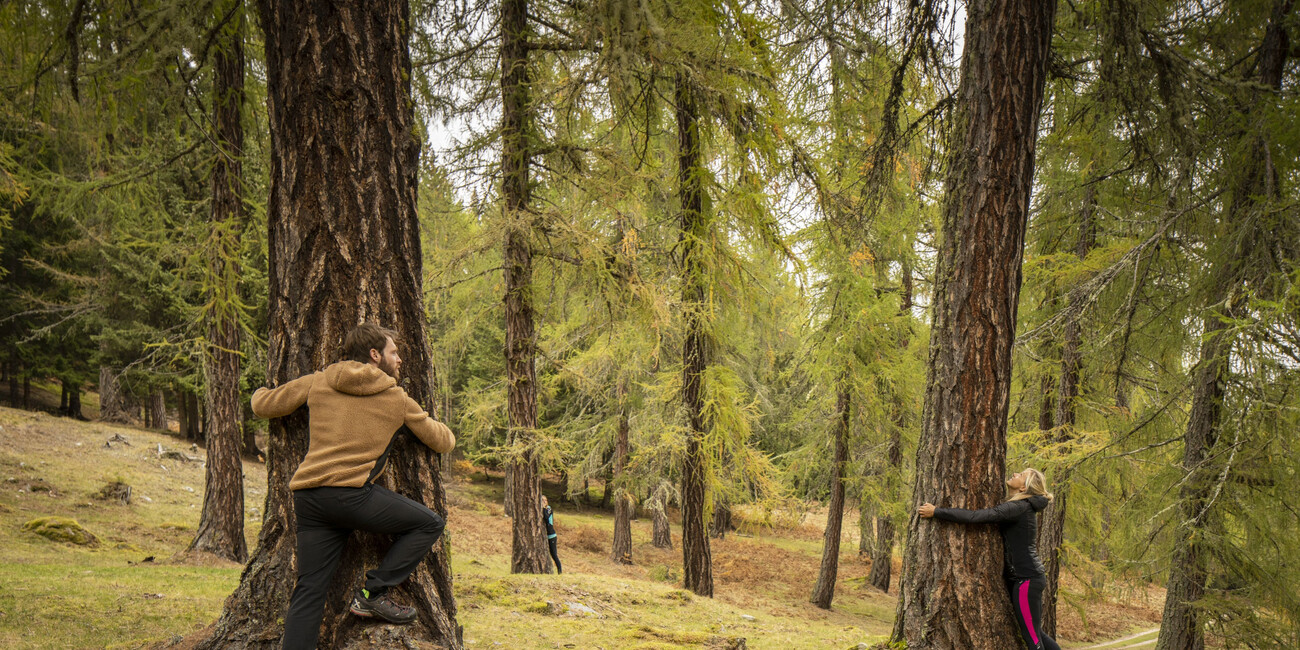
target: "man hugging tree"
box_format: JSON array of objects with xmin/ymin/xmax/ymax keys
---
[{"xmin": 251, "ymin": 322, "xmax": 456, "ymax": 650}]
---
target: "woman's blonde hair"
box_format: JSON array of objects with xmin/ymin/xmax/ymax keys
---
[{"xmin": 1009, "ymin": 468, "xmax": 1054, "ymax": 502}]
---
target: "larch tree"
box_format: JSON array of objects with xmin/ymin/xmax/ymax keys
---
[
  {"xmin": 196, "ymin": 0, "xmax": 460, "ymax": 646},
  {"xmin": 675, "ymin": 69, "xmax": 713, "ymax": 596},
  {"xmin": 890, "ymin": 0, "xmax": 1057, "ymax": 647},
  {"xmin": 1036, "ymin": 187, "xmax": 1095, "ymax": 635},
  {"xmin": 190, "ymin": 0, "xmax": 248, "ymax": 564},
  {"xmin": 1156, "ymin": 1, "xmax": 1293, "ymax": 647},
  {"xmin": 500, "ymin": 0, "xmax": 551, "ymax": 575}
]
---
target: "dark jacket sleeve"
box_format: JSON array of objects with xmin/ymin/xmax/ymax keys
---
[{"xmin": 934, "ymin": 500, "xmax": 1029, "ymax": 524}]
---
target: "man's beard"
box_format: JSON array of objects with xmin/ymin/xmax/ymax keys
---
[{"xmin": 380, "ymin": 359, "xmax": 400, "ymax": 380}]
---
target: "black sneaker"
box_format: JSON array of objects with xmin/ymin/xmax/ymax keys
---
[{"xmin": 350, "ymin": 588, "xmax": 418, "ymax": 624}]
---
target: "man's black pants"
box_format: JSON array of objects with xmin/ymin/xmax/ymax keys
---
[{"xmin": 283, "ymin": 484, "xmax": 445, "ymax": 650}]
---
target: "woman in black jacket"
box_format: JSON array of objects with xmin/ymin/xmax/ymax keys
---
[{"xmin": 919, "ymin": 468, "xmax": 1061, "ymax": 650}]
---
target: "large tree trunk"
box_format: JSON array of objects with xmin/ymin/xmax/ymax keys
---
[
  {"xmin": 890, "ymin": 0, "xmax": 1055, "ymax": 646},
  {"xmin": 501, "ymin": 0, "xmax": 548, "ymax": 575},
  {"xmin": 190, "ymin": 0, "xmax": 248, "ymax": 564},
  {"xmin": 1156, "ymin": 5, "xmax": 1290, "ymax": 648},
  {"xmin": 99, "ymin": 366, "xmax": 130, "ymax": 423},
  {"xmin": 869, "ymin": 262, "xmax": 913, "ymax": 594},
  {"xmin": 196, "ymin": 0, "xmax": 459, "ymax": 647},
  {"xmin": 611, "ymin": 403, "xmax": 633, "ymax": 564},
  {"xmin": 1038, "ymin": 188, "xmax": 1095, "ymax": 636},
  {"xmin": 811, "ymin": 387, "xmax": 851, "ymax": 609},
  {"xmin": 676, "ymin": 72, "xmax": 713, "ymax": 598}
]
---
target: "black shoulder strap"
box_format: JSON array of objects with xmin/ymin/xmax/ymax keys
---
[{"xmin": 364, "ymin": 425, "xmax": 412, "ymax": 485}]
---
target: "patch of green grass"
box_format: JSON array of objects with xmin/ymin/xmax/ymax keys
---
[{"xmin": 0, "ymin": 563, "xmax": 239, "ymax": 649}]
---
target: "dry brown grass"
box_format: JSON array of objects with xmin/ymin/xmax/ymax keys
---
[
  {"xmin": 444, "ymin": 462, "xmax": 1163, "ymax": 647},
  {"xmin": 565, "ymin": 524, "xmax": 610, "ymax": 554}
]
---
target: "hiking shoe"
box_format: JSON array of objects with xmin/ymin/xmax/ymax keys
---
[{"xmin": 350, "ymin": 589, "xmax": 417, "ymax": 624}]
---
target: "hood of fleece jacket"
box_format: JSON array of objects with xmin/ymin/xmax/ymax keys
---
[
  {"xmin": 323, "ymin": 360, "xmax": 397, "ymax": 396},
  {"xmin": 1026, "ymin": 494, "xmax": 1051, "ymax": 512}
]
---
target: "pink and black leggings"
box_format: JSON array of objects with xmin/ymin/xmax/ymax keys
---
[{"xmin": 1006, "ymin": 576, "xmax": 1061, "ymax": 650}]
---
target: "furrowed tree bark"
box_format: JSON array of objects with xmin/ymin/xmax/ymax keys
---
[
  {"xmin": 890, "ymin": 0, "xmax": 1055, "ymax": 646},
  {"xmin": 1156, "ymin": 4, "xmax": 1290, "ymax": 648},
  {"xmin": 196, "ymin": 0, "xmax": 460, "ymax": 646},
  {"xmin": 870, "ymin": 263, "xmax": 912, "ymax": 593},
  {"xmin": 677, "ymin": 72, "xmax": 713, "ymax": 598},
  {"xmin": 811, "ymin": 386, "xmax": 851, "ymax": 609},
  {"xmin": 501, "ymin": 0, "xmax": 548, "ymax": 575},
  {"xmin": 611, "ymin": 401, "xmax": 633, "ymax": 564},
  {"xmin": 191, "ymin": 0, "xmax": 247, "ymax": 564},
  {"xmin": 652, "ymin": 490, "xmax": 673, "ymax": 549},
  {"xmin": 148, "ymin": 390, "xmax": 166, "ymax": 429},
  {"xmin": 99, "ymin": 366, "xmax": 130, "ymax": 423},
  {"xmin": 1038, "ymin": 187, "xmax": 1095, "ymax": 636}
]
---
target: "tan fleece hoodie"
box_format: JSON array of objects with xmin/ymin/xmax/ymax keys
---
[{"xmin": 251, "ymin": 360, "xmax": 455, "ymax": 491}]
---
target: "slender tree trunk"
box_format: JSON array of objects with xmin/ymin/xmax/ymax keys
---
[
  {"xmin": 7, "ymin": 364, "xmax": 17, "ymax": 407},
  {"xmin": 652, "ymin": 497, "xmax": 673, "ymax": 549},
  {"xmin": 241, "ymin": 421, "xmax": 263, "ymax": 460},
  {"xmin": 1037, "ymin": 370, "xmax": 1056, "ymax": 432},
  {"xmin": 176, "ymin": 388, "xmax": 190, "ymax": 438},
  {"xmin": 859, "ymin": 502, "xmax": 874, "ymax": 556},
  {"xmin": 60, "ymin": 381, "xmax": 68, "ymax": 413},
  {"xmin": 185, "ymin": 391, "xmax": 202, "ymax": 442},
  {"xmin": 148, "ymin": 390, "xmax": 166, "ymax": 430},
  {"xmin": 870, "ymin": 262, "xmax": 912, "ymax": 594},
  {"xmin": 22, "ymin": 374, "xmax": 31, "ymax": 409},
  {"xmin": 1038, "ymin": 188, "xmax": 1095, "ymax": 636},
  {"xmin": 1156, "ymin": 5, "xmax": 1290, "ymax": 648},
  {"xmin": 196, "ymin": 0, "xmax": 459, "ymax": 646},
  {"xmin": 601, "ymin": 470, "xmax": 613, "ymax": 509},
  {"xmin": 890, "ymin": 0, "xmax": 1055, "ymax": 646},
  {"xmin": 503, "ymin": 462, "xmax": 514, "ymax": 517},
  {"xmin": 68, "ymin": 385, "xmax": 82, "ymax": 419},
  {"xmin": 811, "ymin": 387, "xmax": 851, "ymax": 609},
  {"xmin": 99, "ymin": 366, "xmax": 130, "ymax": 423},
  {"xmin": 709, "ymin": 502, "xmax": 732, "ymax": 539},
  {"xmin": 611, "ymin": 402, "xmax": 633, "ymax": 564},
  {"xmin": 191, "ymin": 0, "xmax": 248, "ymax": 564},
  {"xmin": 501, "ymin": 0, "xmax": 547, "ymax": 575},
  {"xmin": 677, "ymin": 71, "xmax": 713, "ymax": 598}
]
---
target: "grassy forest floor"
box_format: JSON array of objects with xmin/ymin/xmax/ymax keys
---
[{"xmin": 0, "ymin": 400, "xmax": 1164, "ymax": 649}]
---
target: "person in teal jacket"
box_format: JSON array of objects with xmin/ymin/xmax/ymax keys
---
[{"xmin": 541, "ymin": 496, "xmax": 562, "ymax": 574}]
